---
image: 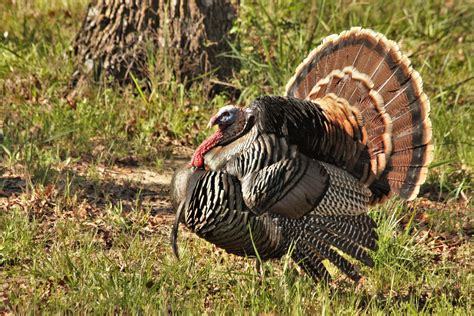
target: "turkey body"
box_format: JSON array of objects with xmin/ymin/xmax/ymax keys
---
[{"xmin": 171, "ymin": 28, "xmax": 432, "ymax": 282}]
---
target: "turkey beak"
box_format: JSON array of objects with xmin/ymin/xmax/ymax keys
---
[{"xmin": 207, "ymin": 115, "xmax": 218, "ymax": 129}]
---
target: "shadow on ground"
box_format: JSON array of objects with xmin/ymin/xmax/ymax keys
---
[
  {"xmin": 0, "ymin": 176, "xmax": 26, "ymax": 198},
  {"xmin": 0, "ymin": 157, "xmax": 189, "ymax": 216}
]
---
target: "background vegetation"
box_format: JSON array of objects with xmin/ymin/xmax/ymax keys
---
[{"xmin": 1, "ymin": 0, "xmax": 472, "ymax": 313}]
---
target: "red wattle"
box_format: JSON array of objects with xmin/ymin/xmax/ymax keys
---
[{"xmin": 191, "ymin": 130, "xmax": 223, "ymax": 168}]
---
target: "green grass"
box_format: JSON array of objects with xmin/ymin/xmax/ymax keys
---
[
  {"xmin": 1, "ymin": 197, "xmax": 471, "ymax": 313},
  {"xmin": 1, "ymin": 0, "xmax": 473, "ymax": 313}
]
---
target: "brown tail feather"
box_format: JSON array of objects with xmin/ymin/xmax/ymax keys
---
[{"xmin": 286, "ymin": 27, "xmax": 432, "ymax": 202}]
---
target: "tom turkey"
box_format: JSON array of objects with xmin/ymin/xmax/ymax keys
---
[{"xmin": 170, "ymin": 28, "xmax": 433, "ymax": 282}]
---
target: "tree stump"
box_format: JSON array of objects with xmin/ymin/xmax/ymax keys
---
[{"xmin": 68, "ymin": 0, "xmax": 239, "ymax": 101}]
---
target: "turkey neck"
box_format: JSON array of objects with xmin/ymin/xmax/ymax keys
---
[
  {"xmin": 204, "ymin": 126, "xmax": 258, "ymax": 170},
  {"xmin": 190, "ymin": 129, "xmax": 224, "ymax": 168}
]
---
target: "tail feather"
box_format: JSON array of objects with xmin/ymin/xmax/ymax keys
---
[
  {"xmin": 281, "ymin": 213, "xmax": 377, "ymax": 282},
  {"xmin": 286, "ymin": 27, "xmax": 432, "ymax": 202},
  {"xmin": 309, "ymin": 218, "xmax": 378, "ymax": 249},
  {"xmin": 301, "ymin": 238, "xmax": 362, "ymax": 282},
  {"xmin": 306, "ymin": 227, "xmax": 374, "ymax": 267},
  {"xmin": 292, "ymin": 247, "xmax": 330, "ymax": 281},
  {"xmin": 322, "ymin": 214, "xmax": 377, "ymax": 230}
]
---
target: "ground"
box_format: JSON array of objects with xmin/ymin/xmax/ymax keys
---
[{"xmin": 0, "ymin": 0, "xmax": 473, "ymax": 314}]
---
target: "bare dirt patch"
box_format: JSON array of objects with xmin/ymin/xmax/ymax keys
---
[{"xmin": 0, "ymin": 155, "xmax": 195, "ymax": 244}]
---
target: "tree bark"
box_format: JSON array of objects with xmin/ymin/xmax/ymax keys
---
[{"xmin": 68, "ymin": 0, "xmax": 239, "ymax": 101}]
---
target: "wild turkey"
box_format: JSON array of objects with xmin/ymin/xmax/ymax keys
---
[{"xmin": 171, "ymin": 27, "xmax": 433, "ymax": 282}]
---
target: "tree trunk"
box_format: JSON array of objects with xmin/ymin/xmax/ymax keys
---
[{"xmin": 68, "ymin": 0, "xmax": 239, "ymax": 102}]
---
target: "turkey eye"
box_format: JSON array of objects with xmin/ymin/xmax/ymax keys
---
[{"xmin": 220, "ymin": 111, "xmax": 231, "ymax": 122}]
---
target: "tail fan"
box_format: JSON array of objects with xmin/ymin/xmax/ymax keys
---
[{"xmin": 286, "ymin": 27, "xmax": 433, "ymax": 203}]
